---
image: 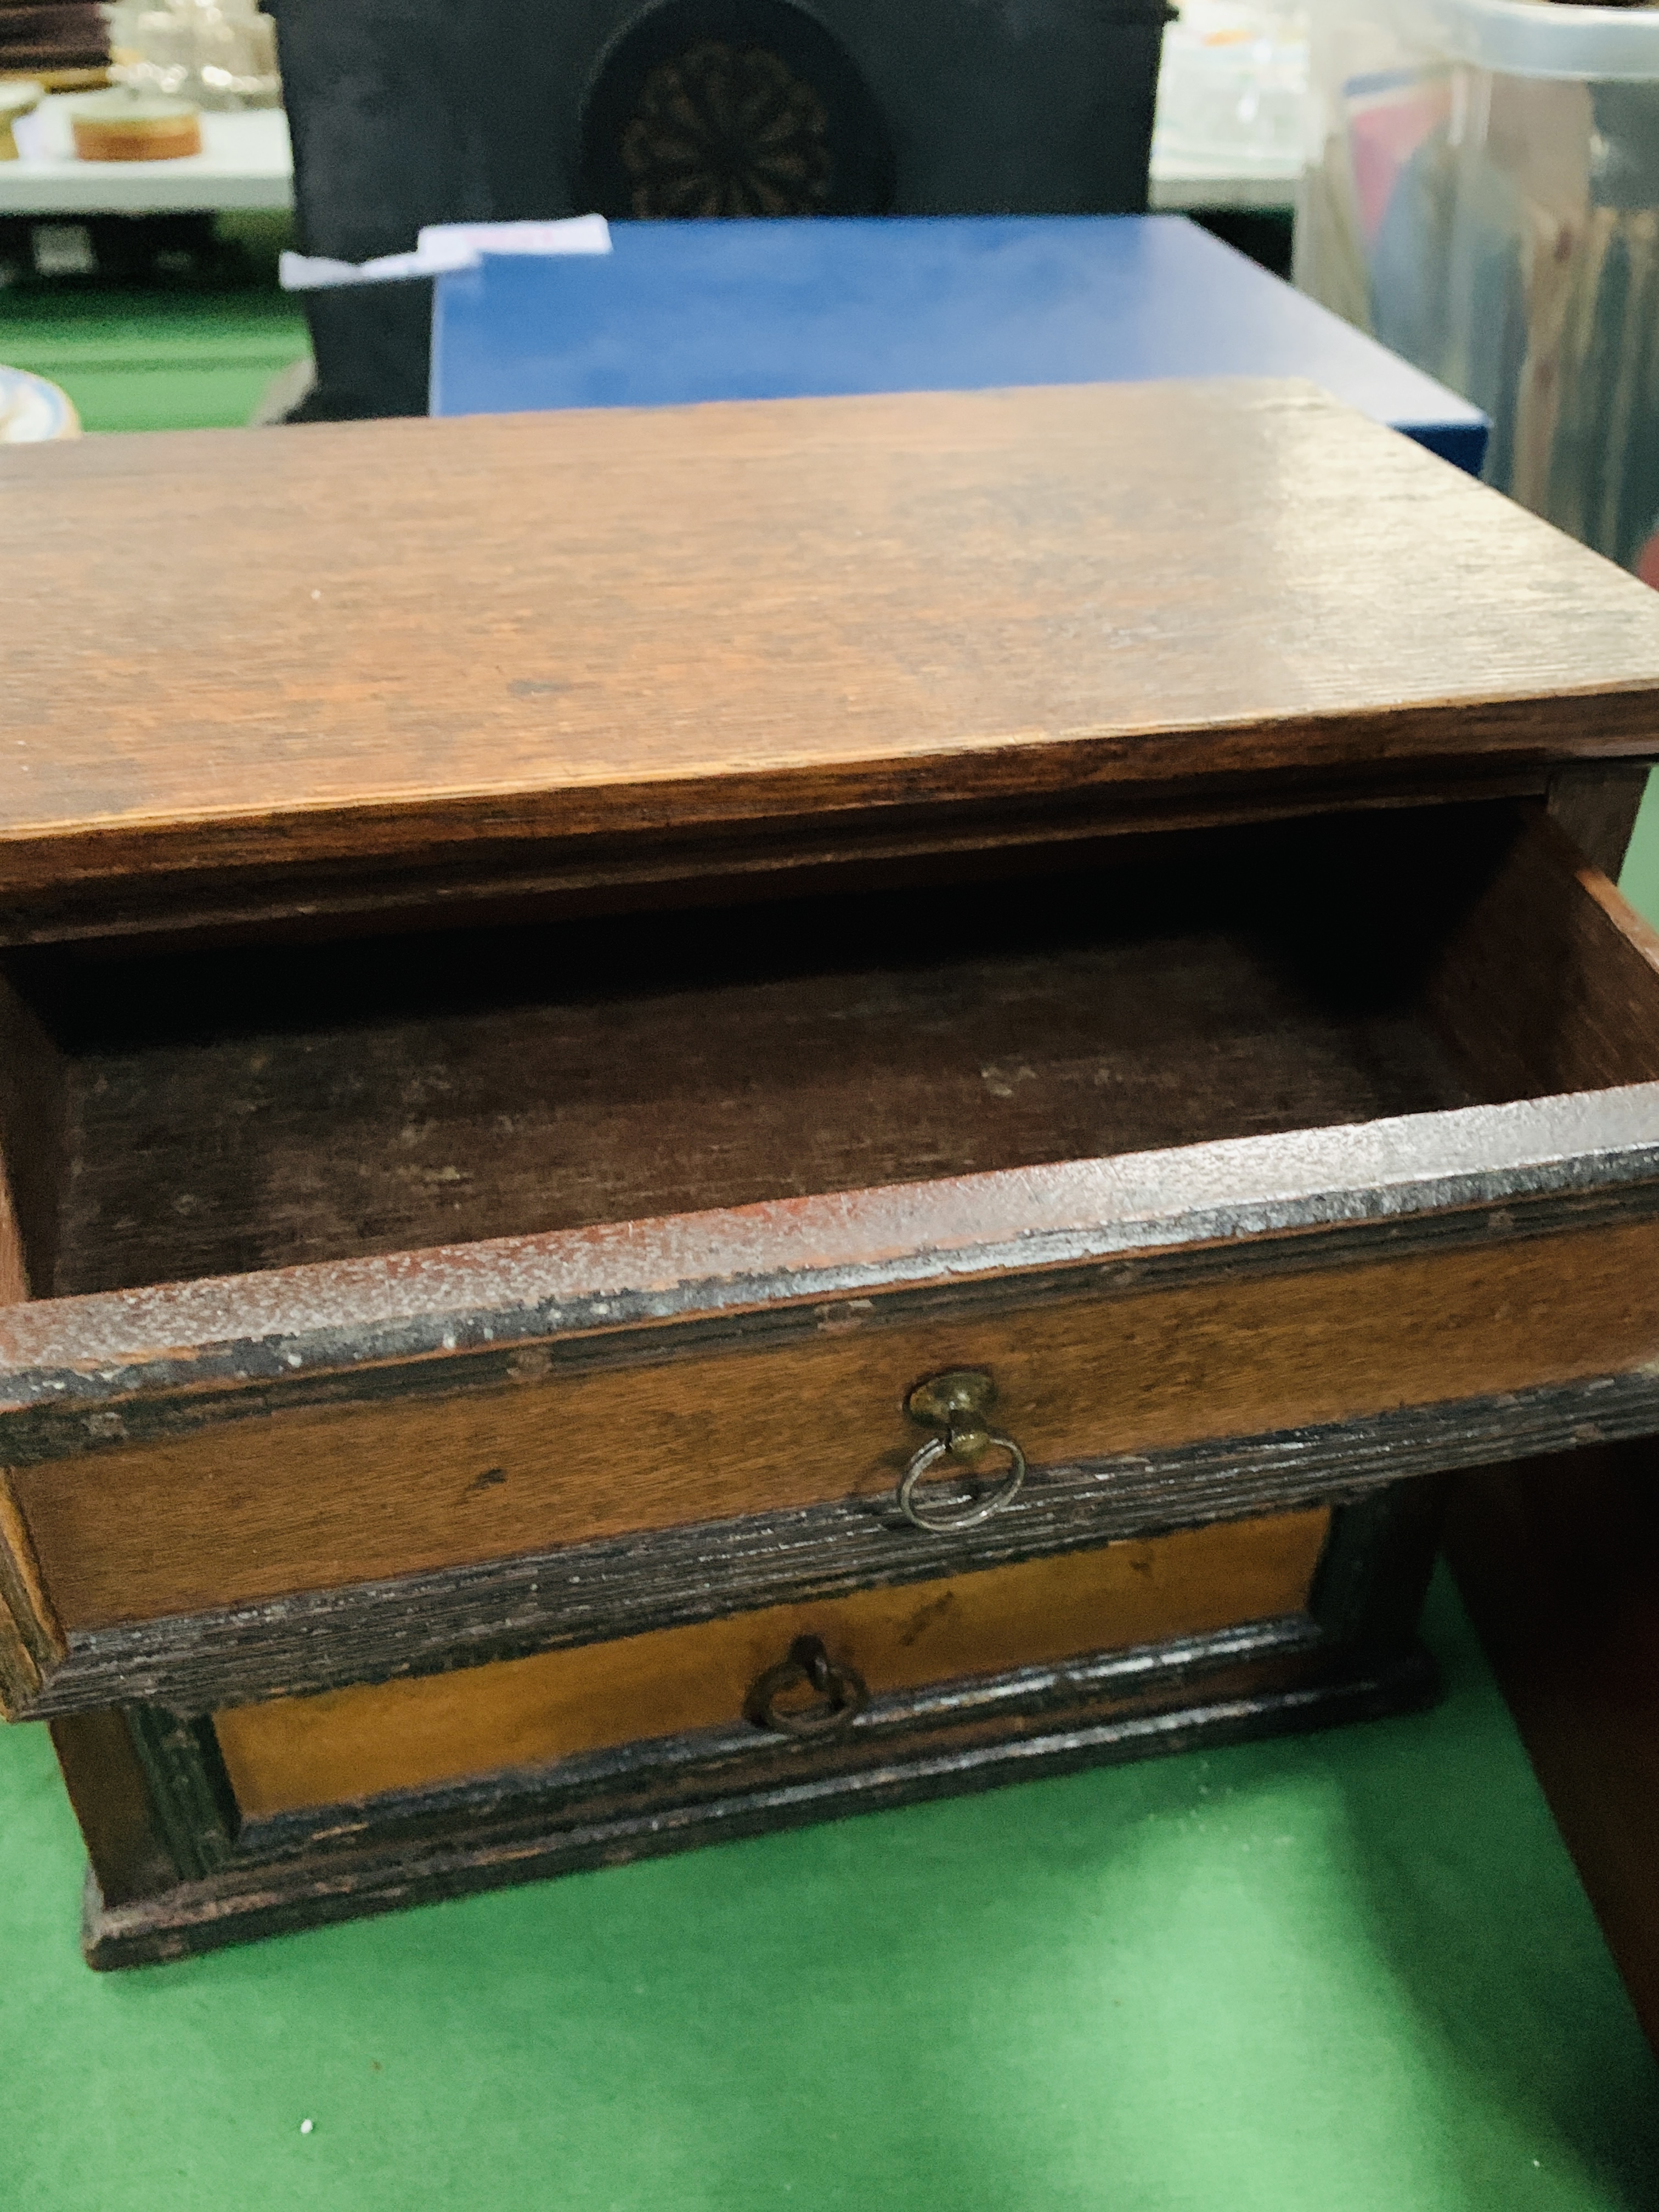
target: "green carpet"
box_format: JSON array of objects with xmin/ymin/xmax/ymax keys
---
[
  {"xmin": 0, "ymin": 219, "xmax": 308, "ymax": 431},
  {"xmin": 2, "ymin": 1570, "xmax": 1656, "ymax": 2212},
  {"xmin": 1619, "ymin": 774, "xmax": 1659, "ymax": 927},
  {"xmin": 0, "ymin": 285, "xmax": 308, "ymax": 431}
]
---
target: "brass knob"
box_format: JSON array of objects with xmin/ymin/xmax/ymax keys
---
[{"xmin": 896, "ymin": 1369, "xmax": 1028, "ymax": 1533}]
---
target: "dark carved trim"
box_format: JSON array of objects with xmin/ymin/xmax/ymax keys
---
[
  {"xmin": 22, "ymin": 1367, "xmax": 1656, "ymax": 1719},
  {"xmin": 3, "ymin": 1090, "xmax": 1659, "ymax": 1454},
  {"xmin": 123, "ymin": 1707, "xmax": 240, "ymax": 1880},
  {"xmin": 0, "ymin": 1539, "xmax": 49, "ymax": 1712},
  {"xmin": 70, "ymin": 1468, "xmax": 1449, "ymax": 1968},
  {"xmin": 0, "ymin": 1471, "xmax": 62, "ymax": 1713},
  {"xmin": 1310, "ymin": 1481, "xmax": 1451, "ymax": 1647}
]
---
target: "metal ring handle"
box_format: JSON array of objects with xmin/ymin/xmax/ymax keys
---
[
  {"xmin": 897, "ymin": 1429, "xmax": 1027, "ymax": 1533},
  {"xmin": 744, "ymin": 1633, "xmax": 868, "ymax": 1739}
]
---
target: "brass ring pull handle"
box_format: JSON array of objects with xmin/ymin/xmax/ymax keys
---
[
  {"xmin": 744, "ymin": 1634, "xmax": 869, "ymax": 1739},
  {"xmin": 896, "ymin": 1369, "xmax": 1028, "ymax": 1533}
]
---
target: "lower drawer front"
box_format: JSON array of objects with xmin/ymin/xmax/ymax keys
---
[{"xmin": 212, "ymin": 1508, "xmax": 1332, "ymax": 1820}]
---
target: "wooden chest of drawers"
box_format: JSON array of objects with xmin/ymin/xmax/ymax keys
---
[{"xmin": 5, "ymin": 379, "xmax": 1659, "ymax": 1965}]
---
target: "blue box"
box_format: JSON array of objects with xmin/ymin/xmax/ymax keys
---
[{"xmin": 431, "ymin": 213, "xmax": 1488, "ymax": 473}]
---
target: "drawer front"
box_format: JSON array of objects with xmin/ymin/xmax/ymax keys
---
[
  {"xmin": 6, "ymin": 1198, "xmax": 1659, "ymax": 1726},
  {"xmin": 57, "ymin": 1488, "xmax": 1445, "ymax": 1966},
  {"xmin": 212, "ymin": 1509, "xmax": 1334, "ymax": 1819},
  {"xmin": 13, "ymin": 1210, "xmax": 1659, "ymax": 1627}
]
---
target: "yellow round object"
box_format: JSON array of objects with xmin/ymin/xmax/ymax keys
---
[{"xmin": 65, "ymin": 87, "xmax": 201, "ymax": 162}]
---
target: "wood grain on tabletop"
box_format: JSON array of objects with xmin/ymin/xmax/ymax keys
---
[
  {"xmin": 6, "ymin": 382, "xmax": 1659, "ymax": 903},
  {"xmin": 211, "ymin": 1509, "xmax": 1332, "ymax": 1816}
]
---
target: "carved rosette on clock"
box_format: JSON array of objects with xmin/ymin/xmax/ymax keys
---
[{"xmin": 580, "ymin": 0, "xmax": 893, "ymax": 221}]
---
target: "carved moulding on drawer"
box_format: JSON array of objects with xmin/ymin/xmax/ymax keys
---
[
  {"xmin": 27, "ymin": 1359, "xmax": 1659, "ymax": 1719},
  {"xmin": 65, "ymin": 1488, "xmax": 1442, "ymax": 1967},
  {"xmin": 3, "ymin": 1083, "xmax": 1658, "ymax": 1718}
]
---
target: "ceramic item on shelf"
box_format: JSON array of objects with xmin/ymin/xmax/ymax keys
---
[
  {"xmin": 0, "ymin": 366, "xmax": 80, "ymax": 441},
  {"xmin": 0, "ymin": 77, "xmax": 43, "ymax": 157}
]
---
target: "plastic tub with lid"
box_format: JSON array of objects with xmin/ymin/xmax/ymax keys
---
[{"xmin": 1296, "ymin": 0, "xmax": 1659, "ymax": 577}]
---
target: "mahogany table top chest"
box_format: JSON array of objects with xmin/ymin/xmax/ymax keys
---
[{"xmin": 5, "ymin": 377, "xmax": 1659, "ymax": 1967}]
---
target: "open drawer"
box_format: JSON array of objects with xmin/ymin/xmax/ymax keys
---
[{"xmin": 4, "ymin": 799, "xmax": 1659, "ymax": 1722}]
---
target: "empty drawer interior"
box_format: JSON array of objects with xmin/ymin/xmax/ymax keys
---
[{"xmin": 4, "ymin": 802, "xmax": 1657, "ymax": 1299}]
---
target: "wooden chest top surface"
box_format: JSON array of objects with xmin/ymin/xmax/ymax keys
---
[{"xmin": 7, "ymin": 377, "xmax": 1659, "ymax": 933}]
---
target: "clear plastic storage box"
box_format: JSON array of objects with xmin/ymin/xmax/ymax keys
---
[{"xmin": 1297, "ymin": 0, "xmax": 1659, "ymax": 577}]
